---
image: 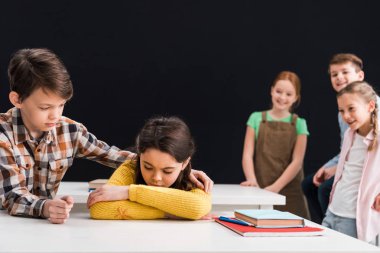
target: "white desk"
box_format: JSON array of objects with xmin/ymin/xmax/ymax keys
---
[
  {"xmin": 57, "ymin": 182, "xmax": 286, "ymax": 212},
  {"xmin": 0, "ymin": 206, "xmax": 378, "ymax": 253},
  {"xmin": 212, "ymin": 184, "xmax": 285, "ymax": 211}
]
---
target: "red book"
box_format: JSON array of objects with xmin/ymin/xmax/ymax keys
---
[{"xmin": 216, "ymin": 218, "xmax": 324, "ymax": 237}]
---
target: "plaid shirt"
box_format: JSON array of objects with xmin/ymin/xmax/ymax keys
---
[{"xmin": 0, "ymin": 108, "xmax": 132, "ymax": 217}]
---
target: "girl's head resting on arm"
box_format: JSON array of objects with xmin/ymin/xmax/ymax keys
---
[
  {"xmin": 270, "ymin": 71, "xmax": 301, "ymax": 112},
  {"xmin": 337, "ymin": 81, "xmax": 378, "ymax": 150},
  {"xmin": 134, "ymin": 116, "xmax": 196, "ymax": 191}
]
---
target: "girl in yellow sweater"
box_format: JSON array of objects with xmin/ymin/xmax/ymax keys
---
[{"xmin": 87, "ymin": 116, "xmax": 212, "ymax": 220}]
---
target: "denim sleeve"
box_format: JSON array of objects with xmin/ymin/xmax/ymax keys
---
[
  {"xmin": 323, "ymin": 154, "xmax": 339, "ymax": 168},
  {"xmin": 322, "ymin": 113, "xmax": 349, "ymax": 169}
]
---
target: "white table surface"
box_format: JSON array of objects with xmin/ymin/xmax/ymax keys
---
[
  {"xmin": 0, "ymin": 206, "xmax": 379, "ymax": 253},
  {"xmin": 57, "ymin": 182, "xmax": 286, "ymax": 212}
]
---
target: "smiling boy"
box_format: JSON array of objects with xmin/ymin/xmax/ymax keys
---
[{"xmin": 302, "ymin": 53, "xmax": 365, "ymax": 223}]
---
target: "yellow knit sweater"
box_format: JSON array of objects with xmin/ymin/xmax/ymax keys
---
[{"xmin": 89, "ymin": 160, "xmax": 212, "ymax": 220}]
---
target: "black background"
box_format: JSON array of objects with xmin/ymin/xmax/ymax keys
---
[{"xmin": 1, "ymin": 1, "xmax": 380, "ymax": 183}]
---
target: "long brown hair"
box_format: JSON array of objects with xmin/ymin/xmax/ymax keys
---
[
  {"xmin": 337, "ymin": 81, "xmax": 378, "ymax": 151},
  {"xmin": 133, "ymin": 116, "xmax": 196, "ymax": 191}
]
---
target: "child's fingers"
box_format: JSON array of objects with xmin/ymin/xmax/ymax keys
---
[
  {"xmin": 61, "ymin": 195, "xmax": 74, "ymax": 207},
  {"xmin": 199, "ymin": 213, "xmax": 215, "ymax": 220},
  {"xmin": 240, "ymin": 181, "xmax": 250, "ymax": 186},
  {"xmin": 312, "ymin": 172, "xmax": 324, "ymax": 186},
  {"xmin": 194, "ymin": 170, "xmax": 213, "ymax": 193},
  {"xmin": 48, "ymin": 217, "xmax": 68, "ymax": 224},
  {"xmin": 203, "ymin": 176, "xmax": 214, "ymax": 193},
  {"xmin": 373, "ymin": 195, "xmax": 380, "ymax": 211},
  {"xmin": 189, "ymin": 170, "xmax": 205, "ymax": 190}
]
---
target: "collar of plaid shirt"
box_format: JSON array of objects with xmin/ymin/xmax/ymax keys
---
[{"xmin": 11, "ymin": 108, "xmax": 56, "ymax": 145}]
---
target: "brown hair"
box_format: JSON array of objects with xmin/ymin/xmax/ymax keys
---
[
  {"xmin": 8, "ymin": 48, "xmax": 73, "ymax": 102},
  {"xmin": 133, "ymin": 116, "xmax": 196, "ymax": 191},
  {"xmin": 271, "ymin": 71, "xmax": 301, "ymax": 110},
  {"xmin": 337, "ymin": 81, "xmax": 378, "ymax": 151},
  {"xmin": 329, "ymin": 53, "xmax": 363, "ymax": 73}
]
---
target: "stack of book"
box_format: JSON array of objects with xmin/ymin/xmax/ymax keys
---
[{"xmin": 216, "ymin": 209, "xmax": 324, "ymax": 237}]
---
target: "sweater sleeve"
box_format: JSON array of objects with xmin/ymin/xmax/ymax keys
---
[
  {"xmin": 129, "ymin": 185, "xmax": 212, "ymax": 220},
  {"xmin": 89, "ymin": 161, "xmax": 211, "ymax": 220},
  {"xmin": 89, "ymin": 199, "xmax": 166, "ymax": 220}
]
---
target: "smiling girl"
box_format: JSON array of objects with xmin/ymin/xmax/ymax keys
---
[
  {"xmin": 87, "ymin": 116, "xmax": 211, "ymax": 220},
  {"xmin": 241, "ymin": 71, "xmax": 309, "ymax": 218},
  {"xmin": 323, "ymin": 81, "xmax": 380, "ymax": 243}
]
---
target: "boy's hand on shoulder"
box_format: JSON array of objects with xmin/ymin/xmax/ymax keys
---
[
  {"xmin": 119, "ymin": 151, "xmax": 136, "ymax": 160},
  {"xmin": 87, "ymin": 185, "xmax": 130, "ymax": 208},
  {"xmin": 372, "ymin": 194, "xmax": 380, "ymax": 212},
  {"xmin": 42, "ymin": 196, "xmax": 74, "ymax": 224},
  {"xmin": 190, "ymin": 169, "xmax": 213, "ymax": 193}
]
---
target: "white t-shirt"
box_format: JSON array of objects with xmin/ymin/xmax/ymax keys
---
[{"xmin": 329, "ymin": 133, "xmax": 367, "ymax": 218}]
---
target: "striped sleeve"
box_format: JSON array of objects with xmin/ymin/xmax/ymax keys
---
[{"xmin": 72, "ymin": 123, "xmax": 134, "ymax": 168}]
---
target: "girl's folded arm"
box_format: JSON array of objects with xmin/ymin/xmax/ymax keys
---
[
  {"xmin": 90, "ymin": 199, "xmax": 165, "ymax": 220},
  {"xmin": 129, "ymin": 185, "xmax": 211, "ymax": 220}
]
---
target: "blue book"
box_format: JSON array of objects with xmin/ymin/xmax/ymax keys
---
[{"xmin": 234, "ymin": 209, "xmax": 305, "ymax": 228}]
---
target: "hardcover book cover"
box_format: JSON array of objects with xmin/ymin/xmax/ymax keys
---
[{"xmin": 216, "ymin": 218, "xmax": 323, "ymax": 237}]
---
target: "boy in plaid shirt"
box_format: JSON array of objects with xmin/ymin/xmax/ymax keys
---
[{"xmin": 0, "ymin": 48, "xmax": 212, "ymax": 224}]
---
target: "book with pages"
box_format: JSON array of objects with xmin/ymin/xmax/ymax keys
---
[{"xmin": 234, "ymin": 209, "xmax": 305, "ymax": 228}]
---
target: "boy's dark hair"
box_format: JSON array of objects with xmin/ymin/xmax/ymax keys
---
[
  {"xmin": 329, "ymin": 53, "xmax": 363, "ymax": 73},
  {"xmin": 8, "ymin": 48, "xmax": 73, "ymax": 102},
  {"xmin": 133, "ymin": 116, "xmax": 196, "ymax": 191}
]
